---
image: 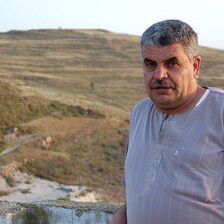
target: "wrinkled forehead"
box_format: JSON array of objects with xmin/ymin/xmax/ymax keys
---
[{"xmin": 142, "ymin": 43, "xmax": 188, "ymax": 62}]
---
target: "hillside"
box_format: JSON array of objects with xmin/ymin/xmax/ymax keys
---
[
  {"xmin": 0, "ymin": 29, "xmax": 223, "ymax": 111},
  {"xmin": 0, "ymin": 29, "xmax": 223, "ymax": 203}
]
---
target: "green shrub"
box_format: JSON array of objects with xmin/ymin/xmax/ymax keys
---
[
  {"xmin": 17, "ymin": 126, "xmax": 36, "ymax": 135},
  {"xmin": 5, "ymin": 175, "xmax": 15, "ymax": 187},
  {"xmin": 50, "ymin": 101, "xmax": 105, "ymax": 118},
  {"xmin": 0, "ymin": 191, "xmax": 10, "ymax": 196},
  {"xmin": 0, "ymin": 139, "xmax": 7, "ymax": 153}
]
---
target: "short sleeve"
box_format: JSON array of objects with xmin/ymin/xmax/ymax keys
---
[{"xmin": 121, "ymin": 136, "xmax": 129, "ymax": 187}]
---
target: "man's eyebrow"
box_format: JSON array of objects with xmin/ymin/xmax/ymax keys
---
[
  {"xmin": 143, "ymin": 58, "xmax": 156, "ymax": 63},
  {"xmin": 165, "ymin": 57, "xmax": 178, "ymax": 62},
  {"xmin": 143, "ymin": 57, "xmax": 178, "ymax": 63}
]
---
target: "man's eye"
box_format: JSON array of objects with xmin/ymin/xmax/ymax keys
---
[
  {"xmin": 170, "ymin": 61, "xmax": 177, "ymax": 65},
  {"xmin": 167, "ymin": 61, "xmax": 178, "ymax": 67},
  {"xmin": 145, "ymin": 61, "xmax": 156, "ymax": 67},
  {"xmin": 148, "ymin": 62, "xmax": 156, "ymax": 66}
]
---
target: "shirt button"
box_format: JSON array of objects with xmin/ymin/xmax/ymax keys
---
[{"xmin": 174, "ymin": 150, "xmax": 179, "ymax": 157}]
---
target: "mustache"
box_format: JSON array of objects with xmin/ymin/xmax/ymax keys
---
[{"xmin": 149, "ymin": 80, "xmax": 175, "ymax": 90}]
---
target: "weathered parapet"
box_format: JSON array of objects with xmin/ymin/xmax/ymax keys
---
[{"xmin": 0, "ymin": 201, "xmax": 123, "ymax": 224}]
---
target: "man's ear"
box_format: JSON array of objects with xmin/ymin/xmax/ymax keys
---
[{"xmin": 193, "ymin": 56, "xmax": 201, "ymax": 79}]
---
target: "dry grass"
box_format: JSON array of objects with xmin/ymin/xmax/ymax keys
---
[{"xmin": 0, "ymin": 29, "xmax": 223, "ymax": 203}]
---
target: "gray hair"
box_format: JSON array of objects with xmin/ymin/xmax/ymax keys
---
[{"xmin": 140, "ymin": 19, "xmax": 198, "ymax": 60}]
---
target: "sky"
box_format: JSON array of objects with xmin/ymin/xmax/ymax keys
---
[{"xmin": 1, "ymin": 0, "xmax": 224, "ymax": 50}]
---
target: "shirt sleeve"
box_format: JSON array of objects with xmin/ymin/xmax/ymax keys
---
[{"xmin": 121, "ymin": 135, "xmax": 129, "ymax": 187}]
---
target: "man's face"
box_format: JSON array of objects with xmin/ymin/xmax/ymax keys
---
[{"xmin": 142, "ymin": 42, "xmax": 201, "ymax": 113}]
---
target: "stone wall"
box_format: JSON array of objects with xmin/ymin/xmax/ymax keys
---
[{"xmin": 0, "ymin": 201, "xmax": 123, "ymax": 224}]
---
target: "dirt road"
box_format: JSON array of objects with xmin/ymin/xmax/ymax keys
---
[{"xmin": 0, "ymin": 135, "xmax": 40, "ymax": 158}]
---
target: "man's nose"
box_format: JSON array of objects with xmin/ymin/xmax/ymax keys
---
[{"xmin": 154, "ymin": 65, "xmax": 168, "ymax": 80}]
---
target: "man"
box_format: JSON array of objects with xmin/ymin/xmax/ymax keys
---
[{"xmin": 110, "ymin": 19, "xmax": 224, "ymax": 224}]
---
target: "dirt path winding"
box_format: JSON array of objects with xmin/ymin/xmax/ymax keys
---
[{"xmin": 0, "ymin": 135, "xmax": 40, "ymax": 158}]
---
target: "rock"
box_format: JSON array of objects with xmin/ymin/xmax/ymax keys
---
[
  {"xmin": 0, "ymin": 176, "xmax": 11, "ymax": 192},
  {"xmin": 0, "ymin": 161, "xmax": 20, "ymax": 177}
]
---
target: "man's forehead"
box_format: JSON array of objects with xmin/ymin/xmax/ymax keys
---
[{"xmin": 142, "ymin": 43, "xmax": 186, "ymax": 61}]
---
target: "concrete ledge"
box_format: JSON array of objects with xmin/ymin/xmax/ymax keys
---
[{"xmin": 0, "ymin": 201, "xmax": 123, "ymax": 224}]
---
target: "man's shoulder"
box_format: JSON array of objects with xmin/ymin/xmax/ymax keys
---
[
  {"xmin": 208, "ymin": 87, "xmax": 224, "ymax": 96},
  {"xmin": 208, "ymin": 87, "xmax": 224, "ymax": 105},
  {"xmin": 132, "ymin": 97, "xmax": 153, "ymax": 113},
  {"xmin": 129, "ymin": 98, "xmax": 154, "ymax": 127},
  {"xmin": 130, "ymin": 98, "xmax": 155, "ymax": 121}
]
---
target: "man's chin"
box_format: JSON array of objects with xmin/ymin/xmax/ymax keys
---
[
  {"xmin": 150, "ymin": 95, "xmax": 178, "ymax": 108},
  {"xmin": 154, "ymin": 101, "xmax": 175, "ymax": 108},
  {"xmin": 149, "ymin": 92, "xmax": 175, "ymax": 104}
]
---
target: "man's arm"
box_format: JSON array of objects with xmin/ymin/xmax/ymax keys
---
[{"xmin": 110, "ymin": 204, "xmax": 127, "ymax": 224}]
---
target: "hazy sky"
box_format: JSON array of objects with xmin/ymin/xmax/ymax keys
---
[{"xmin": 1, "ymin": 0, "xmax": 224, "ymax": 49}]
